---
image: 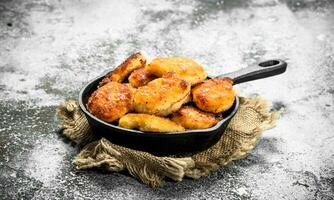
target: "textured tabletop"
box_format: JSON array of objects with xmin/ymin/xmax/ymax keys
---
[{"xmin": 0, "ymin": 0, "xmax": 333, "ymax": 199}]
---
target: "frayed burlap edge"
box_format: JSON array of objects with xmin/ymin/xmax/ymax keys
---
[{"xmin": 56, "ymin": 97, "xmax": 280, "ymax": 187}]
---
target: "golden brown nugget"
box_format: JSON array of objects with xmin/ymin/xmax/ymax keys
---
[
  {"xmin": 119, "ymin": 113, "xmax": 185, "ymax": 132},
  {"xmin": 128, "ymin": 67, "xmax": 156, "ymax": 88},
  {"xmin": 192, "ymin": 78, "xmax": 235, "ymax": 113},
  {"xmin": 146, "ymin": 57, "xmax": 207, "ymax": 85},
  {"xmin": 87, "ymin": 82, "xmax": 134, "ymax": 122},
  {"xmin": 171, "ymin": 106, "xmax": 220, "ymax": 129},
  {"xmin": 133, "ymin": 73, "xmax": 191, "ymax": 116},
  {"xmin": 99, "ymin": 52, "xmax": 146, "ymax": 86}
]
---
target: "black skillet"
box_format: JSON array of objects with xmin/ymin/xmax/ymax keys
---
[{"xmin": 79, "ymin": 59, "xmax": 287, "ymax": 156}]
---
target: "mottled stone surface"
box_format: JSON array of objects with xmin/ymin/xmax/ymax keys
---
[{"xmin": 0, "ymin": 0, "xmax": 333, "ymax": 199}]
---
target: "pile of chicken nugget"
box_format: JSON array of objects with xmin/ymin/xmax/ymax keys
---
[{"xmin": 87, "ymin": 52, "xmax": 235, "ymax": 133}]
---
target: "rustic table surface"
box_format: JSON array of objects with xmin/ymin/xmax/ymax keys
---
[{"xmin": 0, "ymin": 0, "xmax": 333, "ymax": 199}]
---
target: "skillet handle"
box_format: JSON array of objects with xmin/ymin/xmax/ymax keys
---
[{"xmin": 217, "ymin": 59, "xmax": 287, "ymax": 85}]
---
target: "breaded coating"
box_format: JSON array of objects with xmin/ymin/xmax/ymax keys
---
[
  {"xmin": 119, "ymin": 113, "xmax": 185, "ymax": 132},
  {"xmin": 192, "ymin": 78, "xmax": 235, "ymax": 113},
  {"xmin": 87, "ymin": 82, "xmax": 134, "ymax": 122},
  {"xmin": 99, "ymin": 52, "xmax": 146, "ymax": 86},
  {"xmin": 133, "ymin": 73, "xmax": 191, "ymax": 116},
  {"xmin": 146, "ymin": 57, "xmax": 207, "ymax": 85},
  {"xmin": 171, "ymin": 106, "xmax": 220, "ymax": 129},
  {"xmin": 128, "ymin": 67, "xmax": 156, "ymax": 88}
]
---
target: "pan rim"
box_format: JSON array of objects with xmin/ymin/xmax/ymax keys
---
[{"xmin": 78, "ymin": 73, "xmax": 240, "ymax": 137}]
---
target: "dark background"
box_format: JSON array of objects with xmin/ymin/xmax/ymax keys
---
[{"xmin": 0, "ymin": 0, "xmax": 333, "ymax": 199}]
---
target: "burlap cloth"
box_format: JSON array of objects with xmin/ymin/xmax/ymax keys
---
[{"xmin": 56, "ymin": 97, "xmax": 280, "ymax": 187}]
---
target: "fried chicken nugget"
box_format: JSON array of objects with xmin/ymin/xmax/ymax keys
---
[
  {"xmin": 192, "ymin": 78, "xmax": 235, "ymax": 113},
  {"xmin": 128, "ymin": 67, "xmax": 156, "ymax": 88},
  {"xmin": 119, "ymin": 113, "xmax": 185, "ymax": 132},
  {"xmin": 133, "ymin": 73, "xmax": 191, "ymax": 116},
  {"xmin": 99, "ymin": 52, "xmax": 146, "ymax": 86},
  {"xmin": 171, "ymin": 106, "xmax": 220, "ymax": 129},
  {"xmin": 146, "ymin": 57, "xmax": 207, "ymax": 85},
  {"xmin": 87, "ymin": 82, "xmax": 135, "ymax": 122}
]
